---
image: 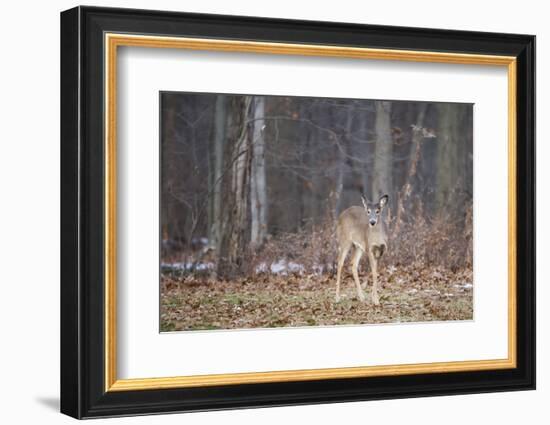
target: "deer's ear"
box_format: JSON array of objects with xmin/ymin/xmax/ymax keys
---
[
  {"xmin": 361, "ymin": 196, "xmax": 368, "ymax": 210},
  {"xmin": 379, "ymin": 195, "xmax": 389, "ymax": 207}
]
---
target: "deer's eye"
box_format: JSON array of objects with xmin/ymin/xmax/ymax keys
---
[
  {"xmin": 376, "ymin": 209, "xmax": 380, "ymax": 214},
  {"xmin": 367, "ymin": 209, "xmax": 371, "ymax": 214}
]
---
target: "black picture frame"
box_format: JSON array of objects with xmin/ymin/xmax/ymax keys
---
[{"xmin": 61, "ymin": 5, "xmax": 535, "ymax": 419}]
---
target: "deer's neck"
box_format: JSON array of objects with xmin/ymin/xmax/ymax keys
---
[{"xmin": 367, "ymin": 221, "xmax": 387, "ymax": 242}]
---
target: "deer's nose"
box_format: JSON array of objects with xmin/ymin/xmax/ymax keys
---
[{"xmin": 369, "ymin": 219, "xmax": 376, "ymax": 226}]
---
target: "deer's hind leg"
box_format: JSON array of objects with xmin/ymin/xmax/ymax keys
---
[
  {"xmin": 335, "ymin": 241, "xmax": 351, "ymax": 302},
  {"xmin": 351, "ymin": 246, "xmax": 366, "ymax": 302}
]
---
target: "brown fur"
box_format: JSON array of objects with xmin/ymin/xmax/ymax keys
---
[{"xmin": 335, "ymin": 200, "xmax": 388, "ymax": 305}]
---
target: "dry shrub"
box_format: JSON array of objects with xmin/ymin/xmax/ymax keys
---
[
  {"xmin": 243, "ymin": 219, "xmax": 337, "ymax": 276},
  {"xmin": 385, "ymin": 198, "xmax": 473, "ymax": 270},
  {"xmin": 246, "ymin": 197, "xmax": 472, "ymax": 276},
  {"xmin": 163, "ymin": 196, "xmax": 473, "ymax": 279}
]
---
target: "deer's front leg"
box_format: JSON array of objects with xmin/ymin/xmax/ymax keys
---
[
  {"xmin": 351, "ymin": 247, "xmax": 366, "ymax": 302},
  {"xmin": 361, "ymin": 278, "xmax": 368, "ymax": 290},
  {"xmin": 368, "ymin": 251, "xmax": 380, "ymax": 306},
  {"xmin": 335, "ymin": 243, "xmax": 351, "ymax": 302}
]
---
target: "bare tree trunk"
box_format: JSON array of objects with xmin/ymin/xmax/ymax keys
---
[
  {"xmin": 332, "ymin": 107, "xmax": 349, "ymax": 217},
  {"xmin": 161, "ymin": 95, "xmax": 176, "ymax": 251},
  {"xmin": 228, "ymin": 97, "xmax": 252, "ymax": 267},
  {"xmin": 250, "ymin": 97, "xmax": 267, "ymax": 247},
  {"xmin": 217, "ymin": 96, "xmax": 252, "ymax": 277},
  {"xmin": 356, "ymin": 107, "xmax": 370, "ymax": 197},
  {"xmin": 208, "ymin": 95, "xmax": 227, "ymax": 251},
  {"xmin": 436, "ymin": 103, "xmax": 464, "ymax": 211},
  {"xmin": 334, "ymin": 148, "xmax": 345, "ymax": 216},
  {"xmin": 373, "ymin": 101, "xmax": 393, "ymax": 201},
  {"xmin": 393, "ymin": 103, "xmax": 428, "ymax": 236},
  {"xmin": 301, "ymin": 102, "xmax": 313, "ymax": 229}
]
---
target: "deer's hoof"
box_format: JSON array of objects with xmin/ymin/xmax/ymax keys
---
[
  {"xmin": 372, "ymin": 296, "xmax": 380, "ymax": 306},
  {"xmin": 335, "ymin": 294, "xmax": 341, "ymax": 303}
]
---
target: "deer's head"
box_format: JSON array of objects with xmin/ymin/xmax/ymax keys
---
[{"xmin": 361, "ymin": 194, "xmax": 388, "ymax": 227}]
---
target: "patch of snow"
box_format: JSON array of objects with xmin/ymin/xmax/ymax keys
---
[
  {"xmin": 454, "ymin": 282, "xmax": 473, "ymax": 289},
  {"xmin": 162, "ymin": 262, "xmax": 214, "ymax": 271},
  {"xmin": 191, "ymin": 237, "xmax": 209, "ymax": 245},
  {"xmin": 255, "ymin": 262, "xmax": 268, "ymax": 273},
  {"xmin": 287, "ymin": 262, "xmax": 305, "ymax": 273},
  {"xmin": 256, "ymin": 259, "xmax": 307, "ymax": 275},
  {"xmin": 270, "ymin": 259, "xmax": 287, "ymax": 274}
]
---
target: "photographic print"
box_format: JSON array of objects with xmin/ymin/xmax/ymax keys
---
[
  {"xmin": 160, "ymin": 92, "xmax": 473, "ymax": 332},
  {"xmin": 61, "ymin": 8, "xmax": 535, "ymax": 417}
]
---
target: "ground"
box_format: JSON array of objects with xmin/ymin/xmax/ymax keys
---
[{"xmin": 160, "ymin": 264, "xmax": 473, "ymax": 332}]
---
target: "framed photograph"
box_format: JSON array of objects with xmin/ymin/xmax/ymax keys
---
[{"xmin": 60, "ymin": 6, "xmax": 535, "ymax": 419}]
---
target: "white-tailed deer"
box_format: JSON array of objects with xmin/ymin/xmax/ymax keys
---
[{"xmin": 335, "ymin": 194, "xmax": 388, "ymax": 305}]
